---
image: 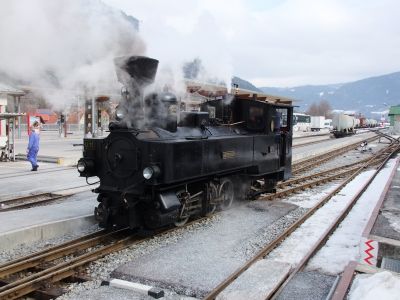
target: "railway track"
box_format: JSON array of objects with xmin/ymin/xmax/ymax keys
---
[
  {"xmin": 267, "ymin": 142, "xmax": 400, "ymax": 300},
  {"xmin": 0, "ymin": 217, "xmax": 211, "ymax": 299},
  {"xmin": 204, "ymin": 141, "xmax": 400, "ymax": 299},
  {"xmin": 0, "ymin": 134, "xmax": 389, "ymax": 299},
  {"xmin": 0, "ymin": 229, "xmax": 131, "ymax": 299},
  {"xmin": 0, "ymin": 185, "xmax": 91, "ymax": 212},
  {"xmin": 292, "ymin": 138, "xmax": 331, "ymax": 149},
  {"xmin": 265, "ymin": 157, "xmax": 383, "ymax": 201},
  {"xmin": 292, "ymin": 136, "xmax": 378, "ymax": 174},
  {"xmin": 293, "ymin": 132, "xmax": 330, "ymax": 139}
]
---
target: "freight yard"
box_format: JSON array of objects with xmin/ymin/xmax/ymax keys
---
[{"xmin": 1, "ymin": 1, "xmax": 400, "ymax": 300}]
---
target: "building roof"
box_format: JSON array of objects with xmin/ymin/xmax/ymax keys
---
[
  {"xmin": 36, "ymin": 108, "xmax": 56, "ymax": 115},
  {"xmin": 0, "ymin": 83, "xmax": 25, "ymax": 95},
  {"xmin": 184, "ymin": 80, "xmax": 294, "ymax": 105},
  {"xmin": 0, "ymin": 112, "xmax": 26, "ymax": 120},
  {"xmin": 388, "ymin": 105, "xmax": 400, "ymax": 115}
]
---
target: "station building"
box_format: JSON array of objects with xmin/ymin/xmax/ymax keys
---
[
  {"xmin": 388, "ymin": 105, "xmax": 400, "ymax": 134},
  {"xmin": 0, "ymin": 83, "xmax": 25, "ymax": 145}
]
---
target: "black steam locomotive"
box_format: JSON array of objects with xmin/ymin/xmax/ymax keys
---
[{"xmin": 78, "ymin": 56, "xmax": 293, "ymax": 230}]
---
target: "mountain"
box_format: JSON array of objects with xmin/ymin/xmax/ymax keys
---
[
  {"xmin": 232, "ymin": 76, "xmax": 263, "ymax": 93},
  {"xmin": 259, "ymin": 72, "xmax": 400, "ymax": 117}
]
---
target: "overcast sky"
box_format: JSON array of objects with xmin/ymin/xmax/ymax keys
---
[{"xmin": 102, "ymin": 0, "xmax": 400, "ymax": 87}]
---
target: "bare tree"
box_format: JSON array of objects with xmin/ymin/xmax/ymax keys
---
[
  {"xmin": 306, "ymin": 102, "xmax": 319, "ymax": 116},
  {"xmin": 319, "ymin": 100, "xmax": 333, "ymax": 118},
  {"xmin": 306, "ymin": 100, "xmax": 332, "ymax": 118}
]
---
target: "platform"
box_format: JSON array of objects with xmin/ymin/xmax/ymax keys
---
[
  {"xmin": 366, "ymin": 156, "xmax": 400, "ymax": 268},
  {"xmin": 0, "ymin": 192, "xmax": 96, "ymax": 251},
  {"xmin": 331, "ymin": 156, "xmax": 400, "ymax": 299}
]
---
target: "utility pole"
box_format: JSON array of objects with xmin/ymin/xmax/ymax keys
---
[{"xmin": 64, "ymin": 114, "xmax": 67, "ymax": 138}]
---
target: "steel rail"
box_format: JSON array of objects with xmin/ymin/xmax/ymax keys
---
[
  {"xmin": 292, "ymin": 136, "xmax": 378, "ymax": 174},
  {"xmin": 0, "ymin": 185, "xmax": 91, "ymax": 212},
  {"xmin": 268, "ymin": 142, "xmax": 400, "ymax": 300},
  {"xmin": 203, "ymin": 142, "xmax": 397, "ymax": 300},
  {"xmin": 0, "ymin": 217, "xmax": 211, "ymax": 299},
  {"xmin": 292, "ymin": 138, "xmax": 331, "ymax": 149},
  {"xmin": 278, "ymin": 157, "xmax": 374, "ymax": 189},
  {"xmin": 0, "ymin": 236, "xmax": 136, "ymax": 299},
  {"xmin": 0, "ymin": 194, "xmax": 70, "ymax": 212},
  {"xmin": 293, "ymin": 132, "xmax": 330, "ymax": 139},
  {"xmin": 0, "ymin": 230, "xmax": 120, "ymax": 279},
  {"xmin": 262, "ymin": 144, "xmax": 390, "ymax": 201},
  {"xmin": 0, "ymin": 230, "xmax": 104, "ymax": 271}
]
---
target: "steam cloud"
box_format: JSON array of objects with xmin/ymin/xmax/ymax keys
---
[{"xmin": 0, "ymin": 0, "xmax": 146, "ymax": 108}]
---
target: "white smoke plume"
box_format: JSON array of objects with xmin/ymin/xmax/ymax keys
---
[{"xmin": 0, "ymin": 0, "xmax": 146, "ymax": 108}]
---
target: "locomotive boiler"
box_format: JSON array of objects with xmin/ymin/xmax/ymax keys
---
[{"xmin": 77, "ymin": 56, "xmax": 293, "ymax": 230}]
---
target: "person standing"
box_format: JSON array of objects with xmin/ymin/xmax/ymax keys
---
[{"xmin": 27, "ymin": 121, "xmax": 40, "ymax": 171}]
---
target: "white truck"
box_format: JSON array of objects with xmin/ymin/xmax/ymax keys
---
[{"xmin": 310, "ymin": 116, "xmax": 326, "ymax": 131}]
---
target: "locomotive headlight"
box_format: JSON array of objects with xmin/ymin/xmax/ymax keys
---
[
  {"xmin": 115, "ymin": 106, "xmax": 126, "ymax": 121},
  {"xmin": 143, "ymin": 166, "xmax": 161, "ymax": 180},
  {"xmin": 77, "ymin": 158, "xmax": 95, "ymax": 176},
  {"xmin": 77, "ymin": 160, "xmax": 86, "ymax": 173},
  {"xmin": 143, "ymin": 167, "xmax": 153, "ymax": 179}
]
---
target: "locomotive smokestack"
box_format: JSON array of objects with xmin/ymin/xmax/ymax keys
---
[
  {"xmin": 114, "ymin": 56, "xmax": 159, "ymax": 128},
  {"xmin": 114, "ymin": 56, "xmax": 159, "ymax": 87}
]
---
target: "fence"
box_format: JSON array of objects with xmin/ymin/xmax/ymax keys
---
[{"xmin": 18, "ymin": 124, "xmax": 85, "ymax": 132}]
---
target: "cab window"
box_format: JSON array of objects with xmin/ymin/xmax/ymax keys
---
[{"xmin": 247, "ymin": 106, "xmax": 264, "ymax": 130}]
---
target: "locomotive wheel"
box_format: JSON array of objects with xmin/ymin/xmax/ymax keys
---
[
  {"xmin": 174, "ymin": 190, "xmax": 189, "ymax": 227},
  {"xmin": 206, "ymin": 182, "xmax": 218, "ymax": 216},
  {"xmin": 218, "ymin": 178, "xmax": 234, "ymax": 210},
  {"xmin": 95, "ymin": 201, "xmax": 110, "ymax": 229}
]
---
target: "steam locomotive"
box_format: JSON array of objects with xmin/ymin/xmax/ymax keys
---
[{"xmin": 77, "ymin": 56, "xmax": 293, "ymax": 230}]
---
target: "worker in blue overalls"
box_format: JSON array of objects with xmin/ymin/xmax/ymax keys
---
[{"xmin": 27, "ymin": 121, "xmax": 40, "ymax": 171}]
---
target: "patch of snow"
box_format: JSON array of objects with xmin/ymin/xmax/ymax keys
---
[
  {"xmin": 290, "ymin": 89, "xmax": 296, "ymax": 92},
  {"xmin": 306, "ymin": 158, "xmax": 399, "ymax": 274},
  {"xmin": 348, "ymin": 272, "xmax": 400, "ymax": 300},
  {"xmin": 283, "ymin": 183, "xmax": 340, "ymax": 208},
  {"xmin": 265, "ymin": 157, "xmax": 399, "ymax": 274},
  {"xmin": 386, "ymin": 89, "xmax": 390, "ymax": 95},
  {"xmin": 366, "ymin": 105, "xmax": 375, "ymax": 108},
  {"xmin": 319, "ymin": 91, "xmax": 324, "ymax": 97},
  {"xmin": 328, "ymin": 91, "xmax": 335, "ymax": 94}
]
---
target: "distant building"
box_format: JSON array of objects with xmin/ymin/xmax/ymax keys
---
[
  {"xmin": 388, "ymin": 105, "xmax": 400, "ymax": 134},
  {"xmin": 0, "ymin": 83, "xmax": 25, "ymax": 142},
  {"xmin": 35, "ymin": 108, "xmax": 58, "ymax": 124}
]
